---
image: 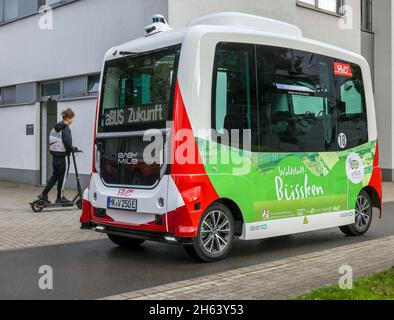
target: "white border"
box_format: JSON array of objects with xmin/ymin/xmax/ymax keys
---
[{"xmin": 241, "ymin": 210, "xmax": 355, "ymax": 241}]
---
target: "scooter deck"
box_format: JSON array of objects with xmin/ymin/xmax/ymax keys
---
[
  {"xmin": 30, "ymin": 201, "xmax": 75, "ymax": 208},
  {"xmin": 30, "ymin": 151, "xmax": 83, "ymax": 212},
  {"xmin": 45, "ymin": 203, "xmax": 75, "ymax": 208}
]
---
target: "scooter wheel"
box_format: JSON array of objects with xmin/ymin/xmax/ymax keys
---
[
  {"xmin": 31, "ymin": 200, "xmax": 45, "ymax": 213},
  {"xmin": 77, "ymin": 199, "xmax": 83, "ymax": 210}
]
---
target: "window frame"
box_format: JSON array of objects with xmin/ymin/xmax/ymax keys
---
[
  {"xmin": 88, "ymin": 74, "xmax": 101, "ymax": 94},
  {"xmin": 39, "ymin": 74, "xmax": 101, "ymax": 101},
  {"xmin": 296, "ymin": 0, "xmax": 345, "ymax": 17},
  {"xmin": 361, "ymin": 0, "xmax": 373, "ymax": 33}
]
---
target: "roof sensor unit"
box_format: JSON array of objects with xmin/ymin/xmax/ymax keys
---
[{"xmin": 144, "ymin": 14, "xmax": 172, "ymax": 37}]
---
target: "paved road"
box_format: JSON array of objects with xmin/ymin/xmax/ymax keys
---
[{"xmin": 1, "ymin": 204, "xmax": 393, "ymax": 300}]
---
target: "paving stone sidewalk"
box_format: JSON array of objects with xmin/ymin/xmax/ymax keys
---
[
  {"xmin": 0, "ymin": 181, "xmax": 104, "ymax": 252},
  {"xmin": 1, "ymin": 180, "xmax": 393, "ymax": 252},
  {"xmin": 103, "ymin": 235, "xmax": 394, "ymax": 300}
]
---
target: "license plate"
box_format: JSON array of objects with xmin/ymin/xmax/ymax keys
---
[{"xmin": 107, "ymin": 197, "xmax": 137, "ymax": 211}]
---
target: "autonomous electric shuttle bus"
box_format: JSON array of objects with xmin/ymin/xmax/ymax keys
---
[{"xmin": 80, "ymin": 13, "xmax": 382, "ymax": 262}]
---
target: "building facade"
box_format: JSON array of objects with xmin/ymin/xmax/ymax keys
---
[{"xmin": 0, "ymin": 0, "xmax": 390, "ymax": 188}]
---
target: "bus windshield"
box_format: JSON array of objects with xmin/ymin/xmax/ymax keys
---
[{"xmin": 98, "ymin": 45, "xmax": 180, "ymax": 133}]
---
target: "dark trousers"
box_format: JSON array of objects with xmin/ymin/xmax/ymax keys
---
[{"xmin": 43, "ymin": 156, "xmax": 70, "ymax": 199}]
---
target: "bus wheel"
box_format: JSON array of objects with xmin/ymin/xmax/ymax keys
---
[
  {"xmin": 340, "ymin": 190, "xmax": 373, "ymax": 236},
  {"xmin": 184, "ymin": 203, "xmax": 235, "ymax": 263},
  {"xmin": 107, "ymin": 234, "xmax": 145, "ymax": 248}
]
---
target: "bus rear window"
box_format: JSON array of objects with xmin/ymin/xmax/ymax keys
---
[
  {"xmin": 98, "ymin": 45, "xmax": 180, "ymax": 132},
  {"xmin": 335, "ymin": 63, "xmax": 368, "ymax": 149}
]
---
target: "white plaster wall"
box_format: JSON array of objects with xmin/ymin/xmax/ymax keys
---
[
  {"xmin": 0, "ymin": 0, "xmax": 168, "ymax": 87},
  {"xmin": 0, "ymin": 104, "xmax": 38, "ymax": 170}
]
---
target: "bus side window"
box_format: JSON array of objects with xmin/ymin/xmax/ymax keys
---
[
  {"xmin": 335, "ymin": 64, "xmax": 368, "ymax": 149},
  {"xmin": 341, "ymin": 80, "xmax": 363, "ymax": 114},
  {"xmin": 292, "ymin": 94, "xmax": 327, "ymax": 152},
  {"xmin": 212, "ymin": 43, "xmax": 257, "ymax": 149},
  {"xmin": 215, "ymin": 70, "xmax": 228, "ymax": 134},
  {"xmin": 256, "ymin": 45, "xmax": 333, "ymax": 153}
]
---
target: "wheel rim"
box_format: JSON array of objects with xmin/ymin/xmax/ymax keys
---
[
  {"xmin": 355, "ymin": 195, "xmax": 371, "ymax": 231},
  {"xmin": 200, "ymin": 210, "xmax": 231, "ymax": 254},
  {"xmin": 33, "ymin": 201, "xmax": 44, "ymax": 212}
]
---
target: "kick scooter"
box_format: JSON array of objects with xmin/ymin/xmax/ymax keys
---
[{"xmin": 30, "ymin": 150, "xmax": 84, "ymax": 213}]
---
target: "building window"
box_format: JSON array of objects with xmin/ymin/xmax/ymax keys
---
[
  {"xmin": 361, "ymin": 0, "xmax": 372, "ymax": 32},
  {"xmin": 88, "ymin": 74, "xmax": 100, "ymax": 94},
  {"xmin": 0, "ymin": 0, "xmax": 38, "ymax": 23},
  {"xmin": 0, "ymin": 86, "xmax": 16, "ymax": 105},
  {"xmin": 4, "ymin": 0, "xmax": 18, "ymax": 22},
  {"xmin": 0, "ymin": 83, "xmax": 37, "ymax": 106},
  {"xmin": 42, "ymin": 81, "xmax": 61, "ymax": 98},
  {"xmin": 297, "ymin": 0, "xmax": 344, "ymax": 15},
  {"xmin": 44, "ymin": 0, "xmax": 64, "ymax": 5},
  {"xmin": 63, "ymin": 76, "xmax": 87, "ymax": 98},
  {"xmin": 40, "ymin": 74, "xmax": 100, "ymax": 100},
  {"xmin": 0, "ymin": 0, "xmax": 77, "ymax": 25}
]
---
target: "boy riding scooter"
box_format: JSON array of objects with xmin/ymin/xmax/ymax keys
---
[{"xmin": 38, "ymin": 108, "xmax": 79, "ymax": 204}]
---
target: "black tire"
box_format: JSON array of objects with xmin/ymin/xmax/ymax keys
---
[
  {"xmin": 183, "ymin": 245, "xmax": 199, "ymax": 259},
  {"xmin": 31, "ymin": 200, "xmax": 45, "ymax": 213},
  {"xmin": 340, "ymin": 190, "xmax": 373, "ymax": 236},
  {"xmin": 184, "ymin": 203, "xmax": 235, "ymax": 263},
  {"xmin": 107, "ymin": 234, "xmax": 145, "ymax": 248}
]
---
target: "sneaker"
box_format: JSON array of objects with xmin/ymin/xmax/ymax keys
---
[
  {"xmin": 56, "ymin": 197, "xmax": 72, "ymax": 204},
  {"xmin": 38, "ymin": 194, "xmax": 51, "ymax": 204}
]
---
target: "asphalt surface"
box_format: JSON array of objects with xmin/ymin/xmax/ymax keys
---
[{"xmin": 1, "ymin": 204, "xmax": 393, "ymax": 300}]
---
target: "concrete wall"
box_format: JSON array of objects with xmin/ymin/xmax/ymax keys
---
[
  {"xmin": 0, "ymin": 0, "xmax": 168, "ymax": 87},
  {"xmin": 0, "ymin": 104, "xmax": 40, "ymax": 184},
  {"xmin": 371, "ymin": 0, "xmax": 393, "ymax": 180},
  {"xmin": 361, "ymin": 30, "xmax": 375, "ymax": 86},
  {"xmin": 168, "ymin": 0, "xmax": 362, "ymax": 53}
]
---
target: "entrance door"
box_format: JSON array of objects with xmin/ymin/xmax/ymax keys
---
[{"xmin": 41, "ymin": 101, "xmax": 58, "ymax": 185}]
